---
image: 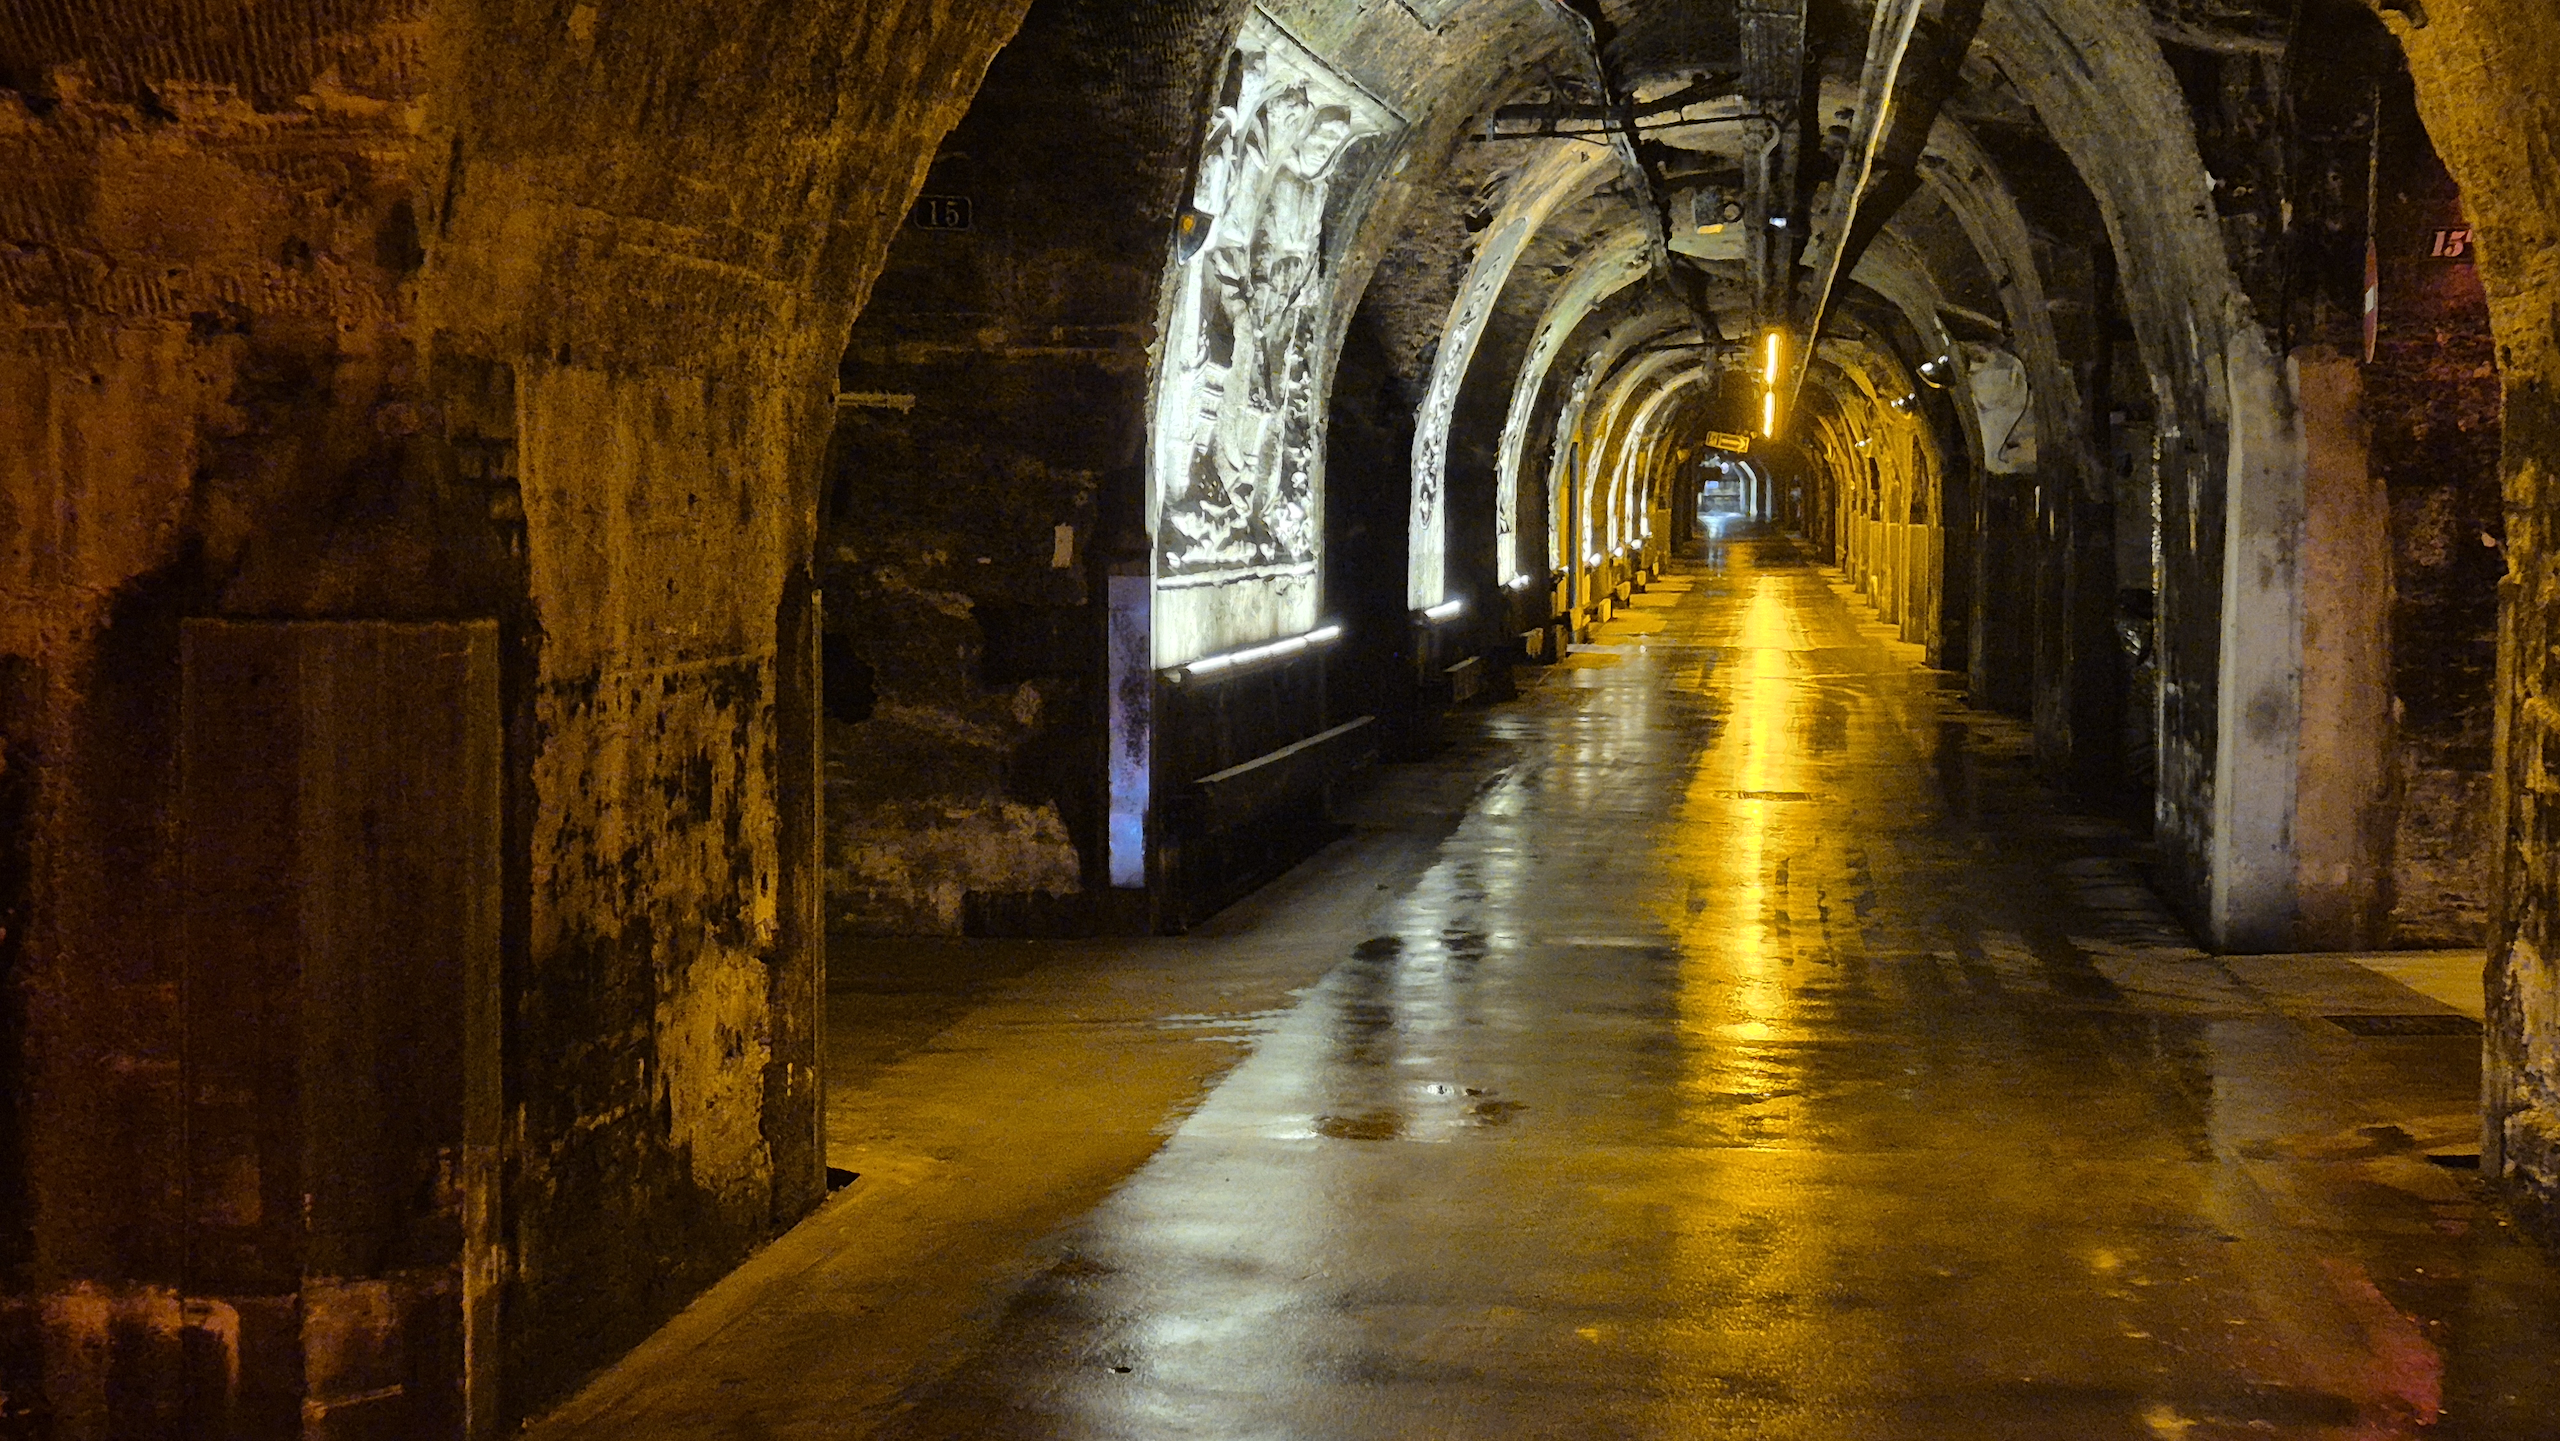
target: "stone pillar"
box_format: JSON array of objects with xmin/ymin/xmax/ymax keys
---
[
  {"xmin": 2294, "ymin": 350, "xmax": 2396, "ymax": 948},
  {"xmin": 0, "ymin": 0, "xmax": 1034, "ymax": 1429},
  {"xmin": 2204, "ymin": 334, "xmax": 2307, "ymax": 952}
]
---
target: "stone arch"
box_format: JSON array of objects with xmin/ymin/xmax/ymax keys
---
[{"xmin": 0, "ymin": 0, "xmax": 1034, "ymax": 1428}]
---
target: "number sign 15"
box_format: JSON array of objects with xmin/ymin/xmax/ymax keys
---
[
  {"xmin": 911, "ymin": 196, "xmax": 972, "ymax": 231},
  {"xmin": 2430, "ymin": 227, "xmax": 2474, "ymax": 259}
]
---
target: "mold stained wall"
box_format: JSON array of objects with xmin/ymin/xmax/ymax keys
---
[
  {"xmin": 1401, "ymin": 141, "xmax": 1611, "ymax": 610},
  {"xmin": 1497, "ymin": 231, "xmax": 1655, "ymax": 584},
  {"xmin": 0, "ymin": 0, "xmax": 1032, "ymax": 1427},
  {"xmin": 0, "ymin": 12, "xmax": 449, "ymax": 1425},
  {"xmin": 1953, "ymin": 0, "xmax": 2492, "ymax": 950},
  {"xmin": 2366, "ymin": 79, "xmax": 2501, "ymax": 947},
  {"xmin": 1816, "ymin": 338, "xmax": 1946, "ymax": 652},
  {"xmin": 1430, "ymin": 187, "xmax": 1636, "ymax": 624}
]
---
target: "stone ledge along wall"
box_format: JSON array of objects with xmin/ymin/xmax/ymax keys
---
[
  {"xmin": 2391, "ymin": 2, "xmax": 2560, "ymax": 1211},
  {"xmin": 0, "ymin": 0, "xmax": 1029, "ymax": 1432}
]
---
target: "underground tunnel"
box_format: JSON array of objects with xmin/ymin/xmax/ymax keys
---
[{"xmin": 8, "ymin": 0, "xmax": 2560, "ymax": 1434}]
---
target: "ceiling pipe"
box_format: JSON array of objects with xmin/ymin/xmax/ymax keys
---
[
  {"xmin": 1782, "ymin": 0, "xmax": 1927, "ymax": 413},
  {"xmin": 1536, "ymin": 0, "xmax": 1741, "ymax": 348},
  {"xmin": 1475, "ymin": 74, "xmax": 1748, "ymax": 140},
  {"xmin": 1537, "ymin": 0, "xmax": 1670, "ymax": 267},
  {"xmin": 1525, "ymin": 0, "xmax": 1751, "ymax": 355},
  {"xmin": 1828, "ymin": 0, "xmax": 1991, "ymax": 307},
  {"xmin": 1737, "ymin": 0, "xmax": 1809, "ymax": 333}
]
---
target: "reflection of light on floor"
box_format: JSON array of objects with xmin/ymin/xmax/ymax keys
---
[
  {"xmin": 1657, "ymin": 561, "xmax": 1819, "ymax": 1431},
  {"xmin": 1735, "ymin": 574, "xmax": 1805, "ymax": 653},
  {"xmin": 1704, "ymin": 577, "xmax": 1799, "ymax": 965},
  {"xmin": 1665, "ymin": 575, "xmax": 1809, "ymax": 1094}
]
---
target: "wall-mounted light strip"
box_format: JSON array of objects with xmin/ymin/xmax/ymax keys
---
[
  {"xmin": 1421, "ymin": 598, "xmax": 1466, "ymax": 624},
  {"xmin": 1506, "ymin": 574, "xmax": 1537, "ymax": 590},
  {"xmin": 1170, "ymin": 623, "xmax": 1345, "ymax": 681}
]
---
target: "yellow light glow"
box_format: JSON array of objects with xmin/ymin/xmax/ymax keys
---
[
  {"xmin": 1658, "ymin": 568, "xmax": 1825, "ymax": 1422},
  {"xmin": 1763, "ymin": 332, "xmax": 1782, "ymax": 386},
  {"xmin": 1762, "ymin": 390, "xmax": 1777, "ymax": 438}
]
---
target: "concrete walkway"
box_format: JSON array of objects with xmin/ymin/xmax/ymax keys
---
[{"xmin": 532, "ymin": 533, "xmax": 2560, "ymax": 1440}]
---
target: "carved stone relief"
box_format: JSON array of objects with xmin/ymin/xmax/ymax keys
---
[
  {"xmin": 1546, "ymin": 363, "xmax": 1595, "ymax": 569},
  {"xmin": 1149, "ymin": 10, "xmax": 1401, "ymax": 666},
  {"xmin": 1964, "ymin": 342, "xmax": 2037, "ymax": 475},
  {"xmin": 1494, "ymin": 231, "xmax": 1650, "ymax": 584},
  {"xmin": 1413, "ymin": 144, "xmax": 1611, "ymax": 602},
  {"xmin": 1408, "ymin": 212, "xmax": 1529, "ymax": 609}
]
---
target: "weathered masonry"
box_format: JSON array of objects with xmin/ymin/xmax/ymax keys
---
[{"xmin": 8, "ymin": 0, "xmax": 2560, "ymax": 1434}]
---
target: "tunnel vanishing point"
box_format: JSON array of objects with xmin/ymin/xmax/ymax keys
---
[{"xmin": 9, "ymin": 0, "xmax": 2560, "ymax": 1433}]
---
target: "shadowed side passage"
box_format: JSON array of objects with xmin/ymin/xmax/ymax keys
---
[{"xmin": 550, "ymin": 533, "xmax": 2560, "ymax": 1441}]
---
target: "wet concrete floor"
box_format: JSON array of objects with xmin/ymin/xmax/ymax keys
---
[{"xmin": 535, "ymin": 533, "xmax": 2560, "ymax": 1439}]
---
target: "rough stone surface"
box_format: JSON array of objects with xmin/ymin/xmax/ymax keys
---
[
  {"xmin": 8, "ymin": 0, "xmax": 2558, "ymax": 1431},
  {"xmin": 2386, "ymin": 0, "xmax": 2560, "ymax": 1210},
  {"xmin": 2366, "ymin": 89, "xmax": 2502, "ymax": 948},
  {"xmin": 818, "ymin": 0, "xmax": 1241, "ymax": 934},
  {"xmin": 0, "ymin": 0, "xmax": 1031, "ymax": 1429}
]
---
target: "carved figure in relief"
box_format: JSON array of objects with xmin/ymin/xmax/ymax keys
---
[
  {"xmin": 1157, "ymin": 22, "xmax": 1390, "ymax": 581},
  {"xmin": 1411, "ymin": 213, "xmax": 1530, "ymax": 584},
  {"xmin": 1546, "ymin": 364, "xmax": 1595, "ymax": 568}
]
